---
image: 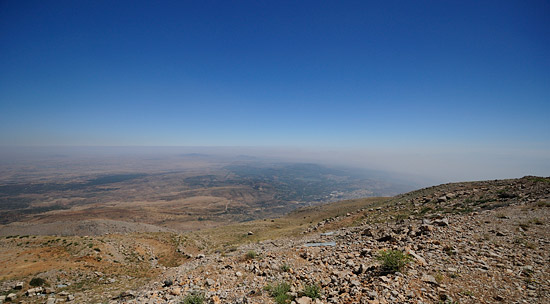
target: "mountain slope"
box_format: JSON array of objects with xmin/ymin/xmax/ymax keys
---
[{"xmin": 1, "ymin": 176, "xmax": 548, "ymax": 303}]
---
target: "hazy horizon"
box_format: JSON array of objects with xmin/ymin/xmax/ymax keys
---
[
  {"xmin": 1, "ymin": 145, "xmax": 548, "ymax": 184},
  {"xmin": 1, "ymin": 1, "xmax": 549, "ymax": 183}
]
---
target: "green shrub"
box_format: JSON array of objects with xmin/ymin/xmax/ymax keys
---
[
  {"xmin": 376, "ymin": 249, "xmax": 412, "ymax": 274},
  {"xmin": 29, "ymin": 277, "xmax": 46, "ymax": 287},
  {"xmin": 280, "ymin": 263, "xmax": 290, "ymax": 272},
  {"xmin": 265, "ymin": 282, "xmax": 292, "ymax": 304},
  {"xmin": 181, "ymin": 292, "xmax": 205, "ymax": 304},
  {"xmin": 245, "ymin": 250, "xmax": 257, "ymax": 260},
  {"xmin": 301, "ymin": 284, "xmax": 321, "ymax": 299}
]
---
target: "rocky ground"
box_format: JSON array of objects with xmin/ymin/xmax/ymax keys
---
[
  {"xmin": 1, "ymin": 176, "xmax": 549, "ymax": 303},
  {"xmin": 0, "ymin": 219, "xmax": 175, "ymax": 237}
]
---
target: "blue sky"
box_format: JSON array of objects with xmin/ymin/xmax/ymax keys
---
[{"xmin": 0, "ymin": 1, "xmax": 549, "ymax": 179}]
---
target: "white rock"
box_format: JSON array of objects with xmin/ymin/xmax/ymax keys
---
[
  {"xmin": 421, "ymin": 274, "xmax": 439, "ymax": 285},
  {"xmin": 296, "ymin": 296, "xmax": 312, "ymax": 304}
]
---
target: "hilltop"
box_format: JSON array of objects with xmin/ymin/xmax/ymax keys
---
[{"xmin": 0, "ymin": 176, "xmax": 548, "ymax": 303}]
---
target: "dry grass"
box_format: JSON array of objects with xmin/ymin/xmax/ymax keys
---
[{"xmin": 194, "ymin": 197, "xmax": 387, "ymax": 252}]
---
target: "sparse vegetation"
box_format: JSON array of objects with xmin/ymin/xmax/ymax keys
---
[
  {"xmin": 181, "ymin": 291, "xmax": 205, "ymax": 304},
  {"xmin": 1, "ymin": 176, "xmax": 548, "ymax": 303},
  {"xmin": 475, "ymin": 197, "xmax": 493, "ymax": 205},
  {"xmin": 29, "ymin": 277, "xmax": 46, "ymax": 287},
  {"xmin": 301, "ymin": 283, "xmax": 321, "ymax": 299},
  {"xmin": 280, "ymin": 263, "xmax": 291, "ymax": 272},
  {"xmin": 265, "ymin": 282, "xmax": 292, "ymax": 304},
  {"xmin": 376, "ymin": 249, "xmax": 412, "ymax": 274},
  {"xmin": 420, "ymin": 207, "xmax": 433, "ymax": 215},
  {"xmin": 434, "ymin": 272, "xmax": 444, "ymax": 284},
  {"xmin": 245, "ymin": 250, "xmax": 257, "ymax": 260}
]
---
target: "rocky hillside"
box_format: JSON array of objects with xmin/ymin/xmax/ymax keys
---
[{"xmin": 2, "ymin": 176, "xmax": 549, "ymax": 304}]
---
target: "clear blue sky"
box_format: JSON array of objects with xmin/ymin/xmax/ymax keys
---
[{"xmin": 1, "ymin": 1, "xmax": 549, "ymax": 152}]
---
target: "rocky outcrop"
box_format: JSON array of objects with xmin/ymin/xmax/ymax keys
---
[{"xmin": 116, "ymin": 177, "xmax": 549, "ymax": 304}]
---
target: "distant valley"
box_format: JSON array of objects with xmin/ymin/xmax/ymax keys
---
[{"xmin": 0, "ymin": 152, "xmax": 418, "ymax": 235}]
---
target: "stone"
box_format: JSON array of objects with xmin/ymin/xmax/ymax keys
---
[
  {"xmin": 67, "ymin": 294, "xmax": 75, "ymax": 301},
  {"xmin": 236, "ymin": 271, "xmax": 243, "ymax": 277},
  {"xmin": 407, "ymin": 250, "xmax": 427, "ymax": 266},
  {"xmin": 114, "ymin": 291, "xmax": 135, "ymax": 300},
  {"xmin": 433, "ymin": 218, "xmax": 449, "ymax": 226},
  {"xmin": 6, "ymin": 293, "xmax": 17, "ymax": 301},
  {"xmin": 205, "ymin": 278, "xmax": 215, "ymax": 286},
  {"xmin": 377, "ymin": 233, "xmax": 395, "ymax": 242},
  {"xmin": 421, "ymin": 274, "xmax": 439, "ymax": 285},
  {"xmin": 14, "ymin": 281, "xmax": 24, "ymax": 290},
  {"xmin": 367, "ymin": 290, "xmax": 377, "ymax": 299},
  {"xmin": 247, "ymin": 231, "xmax": 254, "ymax": 235},
  {"xmin": 26, "ymin": 287, "xmax": 45, "ymax": 296},
  {"xmin": 420, "ymin": 224, "xmax": 434, "ymax": 234},
  {"xmin": 296, "ymin": 296, "xmax": 312, "ymax": 304},
  {"xmin": 362, "ymin": 228, "xmax": 374, "ymax": 237}
]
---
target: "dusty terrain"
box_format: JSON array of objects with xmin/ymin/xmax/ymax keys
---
[
  {"xmin": 0, "ymin": 156, "xmax": 414, "ymax": 235},
  {"xmin": 0, "ymin": 176, "xmax": 548, "ymax": 303}
]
